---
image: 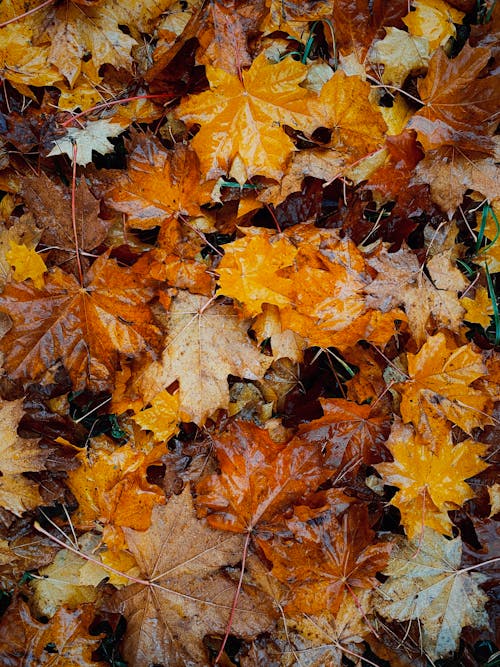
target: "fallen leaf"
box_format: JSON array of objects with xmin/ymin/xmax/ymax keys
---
[
  {"xmin": 403, "ymin": 0, "xmax": 464, "ymax": 50},
  {"xmin": 196, "ymin": 420, "xmax": 333, "ymax": 533},
  {"xmin": 0, "ymin": 598, "xmax": 105, "ymax": 667},
  {"xmin": 6, "ymin": 241, "xmax": 46, "ymax": 289},
  {"xmin": 369, "ymin": 27, "xmax": 430, "ymax": 87},
  {"xmin": 408, "ymin": 43, "xmax": 499, "ymax": 154},
  {"xmin": 375, "ymin": 420, "xmax": 488, "ymax": 538},
  {"xmin": 366, "ymin": 244, "xmax": 467, "ymax": 344},
  {"xmin": 375, "ymin": 528, "xmax": 489, "ymax": 659},
  {"xmin": 397, "ymin": 332, "xmax": 491, "ymax": 443},
  {"xmin": 66, "ymin": 437, "xmax": 166, "ymax": 551},
  {"xmin": 46, "ymin": 119, "xmax": 128, "ymax": 166},
  {"xmin": 258, "ymin": 504, "xmax": 391, "ymax": 614},
  {"xmin": 0, "ymin": 398, "xmax": 45, "ymax": 516},
  {"xmin": 113, "ymin": 486, "xmax": 276, "ymax": 667},
  {"xmin": 107, "ymin": 135, "xmax": 209, "ymax": 229},
  {"xmin": 131, "ymin": 389, "xmax": 180, "ymax": 442},
  {"xmin": 136, "ymin": 291, "xmax": 270, "ymax": 424},
  {"xmin": 0, "ymin": 252, "xmax": 162, "ymax": 392},
  {"xmin": 310, "ymin": 70, "xmax": 387, "ymax": 162},
  {"xmin": 176, "ymin": 52, "xmax": 316, "ymax": 182}
]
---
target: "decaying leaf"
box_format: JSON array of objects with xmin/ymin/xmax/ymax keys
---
[
  {"xmin": 0, "ymin": 598, "xmax": 106, "ymax": 667},
  {"xmin": 375, "ymin": 528, "xmax": 489, "ymax": 659},
  {"xmin": 113, "ymin": 486, "xmax": 276, "ymax": 667},
  {"xmin": 0, "ymin": 398, "xmax": 45, "ymax": 516},
  {"xmin": 0, "ymin": 253, "xmax": 162, "ymax": 392},
  {"xmin": 135, "ymin": 291, "xmax": 270, "ymax": 424}
]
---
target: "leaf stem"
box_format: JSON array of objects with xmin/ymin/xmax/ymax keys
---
[
  {"xmin": 0, "ymin": 0, "xmax": 55, "ymax": 29},
  {"xmin": 214, "ymin": 530, "xmax": 251, "ymax": 664},
  {"xmin": 71, "ymin": 143, "xmax": 84, "ymax": 286},
  {"xmin": 61, "ymin": 94, "xmax": 175, "ymax": 128}
]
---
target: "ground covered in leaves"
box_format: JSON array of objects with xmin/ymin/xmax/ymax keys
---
[{"xmin": 0, "ymin": 0, "xmax": 498, "ymax": 666}]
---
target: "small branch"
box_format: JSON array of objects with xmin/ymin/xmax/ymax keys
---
[{"xmin": 0, "ymin": 0, "xmax": 55, "ymax": 29}]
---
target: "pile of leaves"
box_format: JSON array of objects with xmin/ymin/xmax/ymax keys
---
[{"xmin": 0, "ymin": 0, "xmax": 498, "ymax": 665}]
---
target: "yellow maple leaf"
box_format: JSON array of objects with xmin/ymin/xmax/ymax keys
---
[
  {"xmin": 375, "ymin": 421, "xmax": 488, "ymax": 539},
  {"xmin": 6, "ymin": 241, "xmax": 46, "ymax": 289},
  {"xmin": 132, "ymin": 390, "xmax": 180, "ymax": 442},
  {"xmin": 403, "ymin": 0, "xmax": 465, "ymax": 51},
  {"xmin": 398, "ymin": 333, "xmax": 491, "ymax": 446},
  {"xmin": 176, "ymin": 52, "xmax": 316, "ymax": 183},
  {"xmin": 461, "ymin": 286, "xmax": 494, "ymax": 328}
]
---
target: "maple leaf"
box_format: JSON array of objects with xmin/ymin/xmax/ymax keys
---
[
  {"xmin": 365, "ymin": 244, "xmax": 467, "ymax": 344},
  {"xmin": 131, "ymin": 389, "xmax": 180, "ymax": 442},
  {"xmin": 31, "ymin": 533, "xmax": 107, "ymax": 617},
  {"xmin": 258, "ymin": 504, "xmax": 391, "ymax": 615},
  {"xmin": 310, "ymin": 70, "xmax": 387, "ymax": 162},
  {"xmin": 0, "ymin": 598, "xmax": 105, "ymax": 667},
  {"xmin": 37, "ymin": 0, "xmax": 175, "ymax": 87},
  {"xmin": 461, "ymin": 286, "xmax": 494, "ymax": 328},
  {"xmin": 176, "ymin": 52, "xmax": 316, "ymax": 183},
  {"xmin": 195, "ymin": 0, "xmax": 265, "ymax": 74},
  {"xmin": 375, "ymin": 420, "xmax": 489, "ymax": 539},
  {"xmin": 66, "ymin": 438, "xmax": 166, "ymax": 551},
  {"xmin": 412, "ymin": 146, "xmax": 500, "ymax": 217},
  {"xmin": 293, "ymin": 398, "xmax": 390, "ymax": 472},
  {"xmin": 216, "ymin": 230, "xmax": 298, "ymax": 317},
  {"xmin": 218, "ymin": 227, "xmax": 403, "ymax": 350},
  {"xmin": 261, "ymin": 0, "xmax": 332, "ymax": 40},
  {"xmin": 0, "ymin": 3, "xmax": 60, "ymax": 89},
  {"xmin": 408, "ymin": 43, "xmax": 499, "ymax": 154},
  {"xmin": 131, "ymin": 218, "xmax": 213, "ymax": 296},
  {"xmin": 196, "ymin": 420, "xmax": 333, "ymax": 533},
  {"xmin": 403, "ymin": 0, "xmax": 465, "ymax": 50},
  {"xmin": 112, "ymin": 487, "xmax": 276, "ymax": 667},
  {"xmin": 375, "ymin": 529, "xmax": 489, "ymax": 659},
  {"xmin": 397, "ymin": 332, "xmax": 491, "ymax": 443},
  {"xmin": 107, "ymin": 135, "xmax": 210, "ymax": 229},
  {"xmin": 46, "ymin": 119, "xmax": 128, "ymax": 166},
  {"xmin": 0, "ymin": 398, "xmax": 45, "ymax": 516},
  {"xmin": 134, "ymin": 291, "xmax": 270, "ymax": 425},
  {"xmin": 0, "ymin": 252, "xmax": 162, "ymax": 392},
  {"xmin": 0, "ymin": 218, "xmax": 41, "ymax": 291},
  {"xmin": 21, "ymin": 172, "xmax": 109, "ymax": 262},
  {"xmin": 6, "ymin": 241, "xmax": 46, "ymax": 289},
  {"xmin": 369, "ymin": 27, "xmax": 430, "ymax": 87}
]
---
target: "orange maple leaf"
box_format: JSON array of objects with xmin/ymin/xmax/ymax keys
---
[
  {"xmin": 107, "ymin": 136, "xmax": 211, "ymax": 229},
  {"xmin": 196, "ymin": 420, "xmax": 333, "ymax": 533},
  {"xmin": 66, "ymin": 438, "xmax": 166, "ymax": 552},
  {"xmin": 258, "ymin": 504, "xmax": 391, "ymax": 615}
]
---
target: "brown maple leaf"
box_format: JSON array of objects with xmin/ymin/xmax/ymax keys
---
[
  {"xmin": 258, "ymin": 503, "xmax": 391, "ymax": 615},
  {"xmin": 21, "ymin": 172, "xmax": 109, "ymax": 276},
  {"xmin": 293, "ymin": 397, "xmax": 391, "ymax": 473},
  {"xmin": 0, "ymin": 598, "xmax": 105, "ymax": 667},
  {"xmin": 409, "ymin": 42, "xmax": 499, "ymax": 154},
  {"xmin": 112, "ymin": 486, "xmax": 276, "ymax": 667},
  {"xmin": 0, "ymin": 252, "xmax": 162, "ymax": 392},
  {"xmin": 365, "ymin": 244, "xmax": 468, "ymax": 344}
]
